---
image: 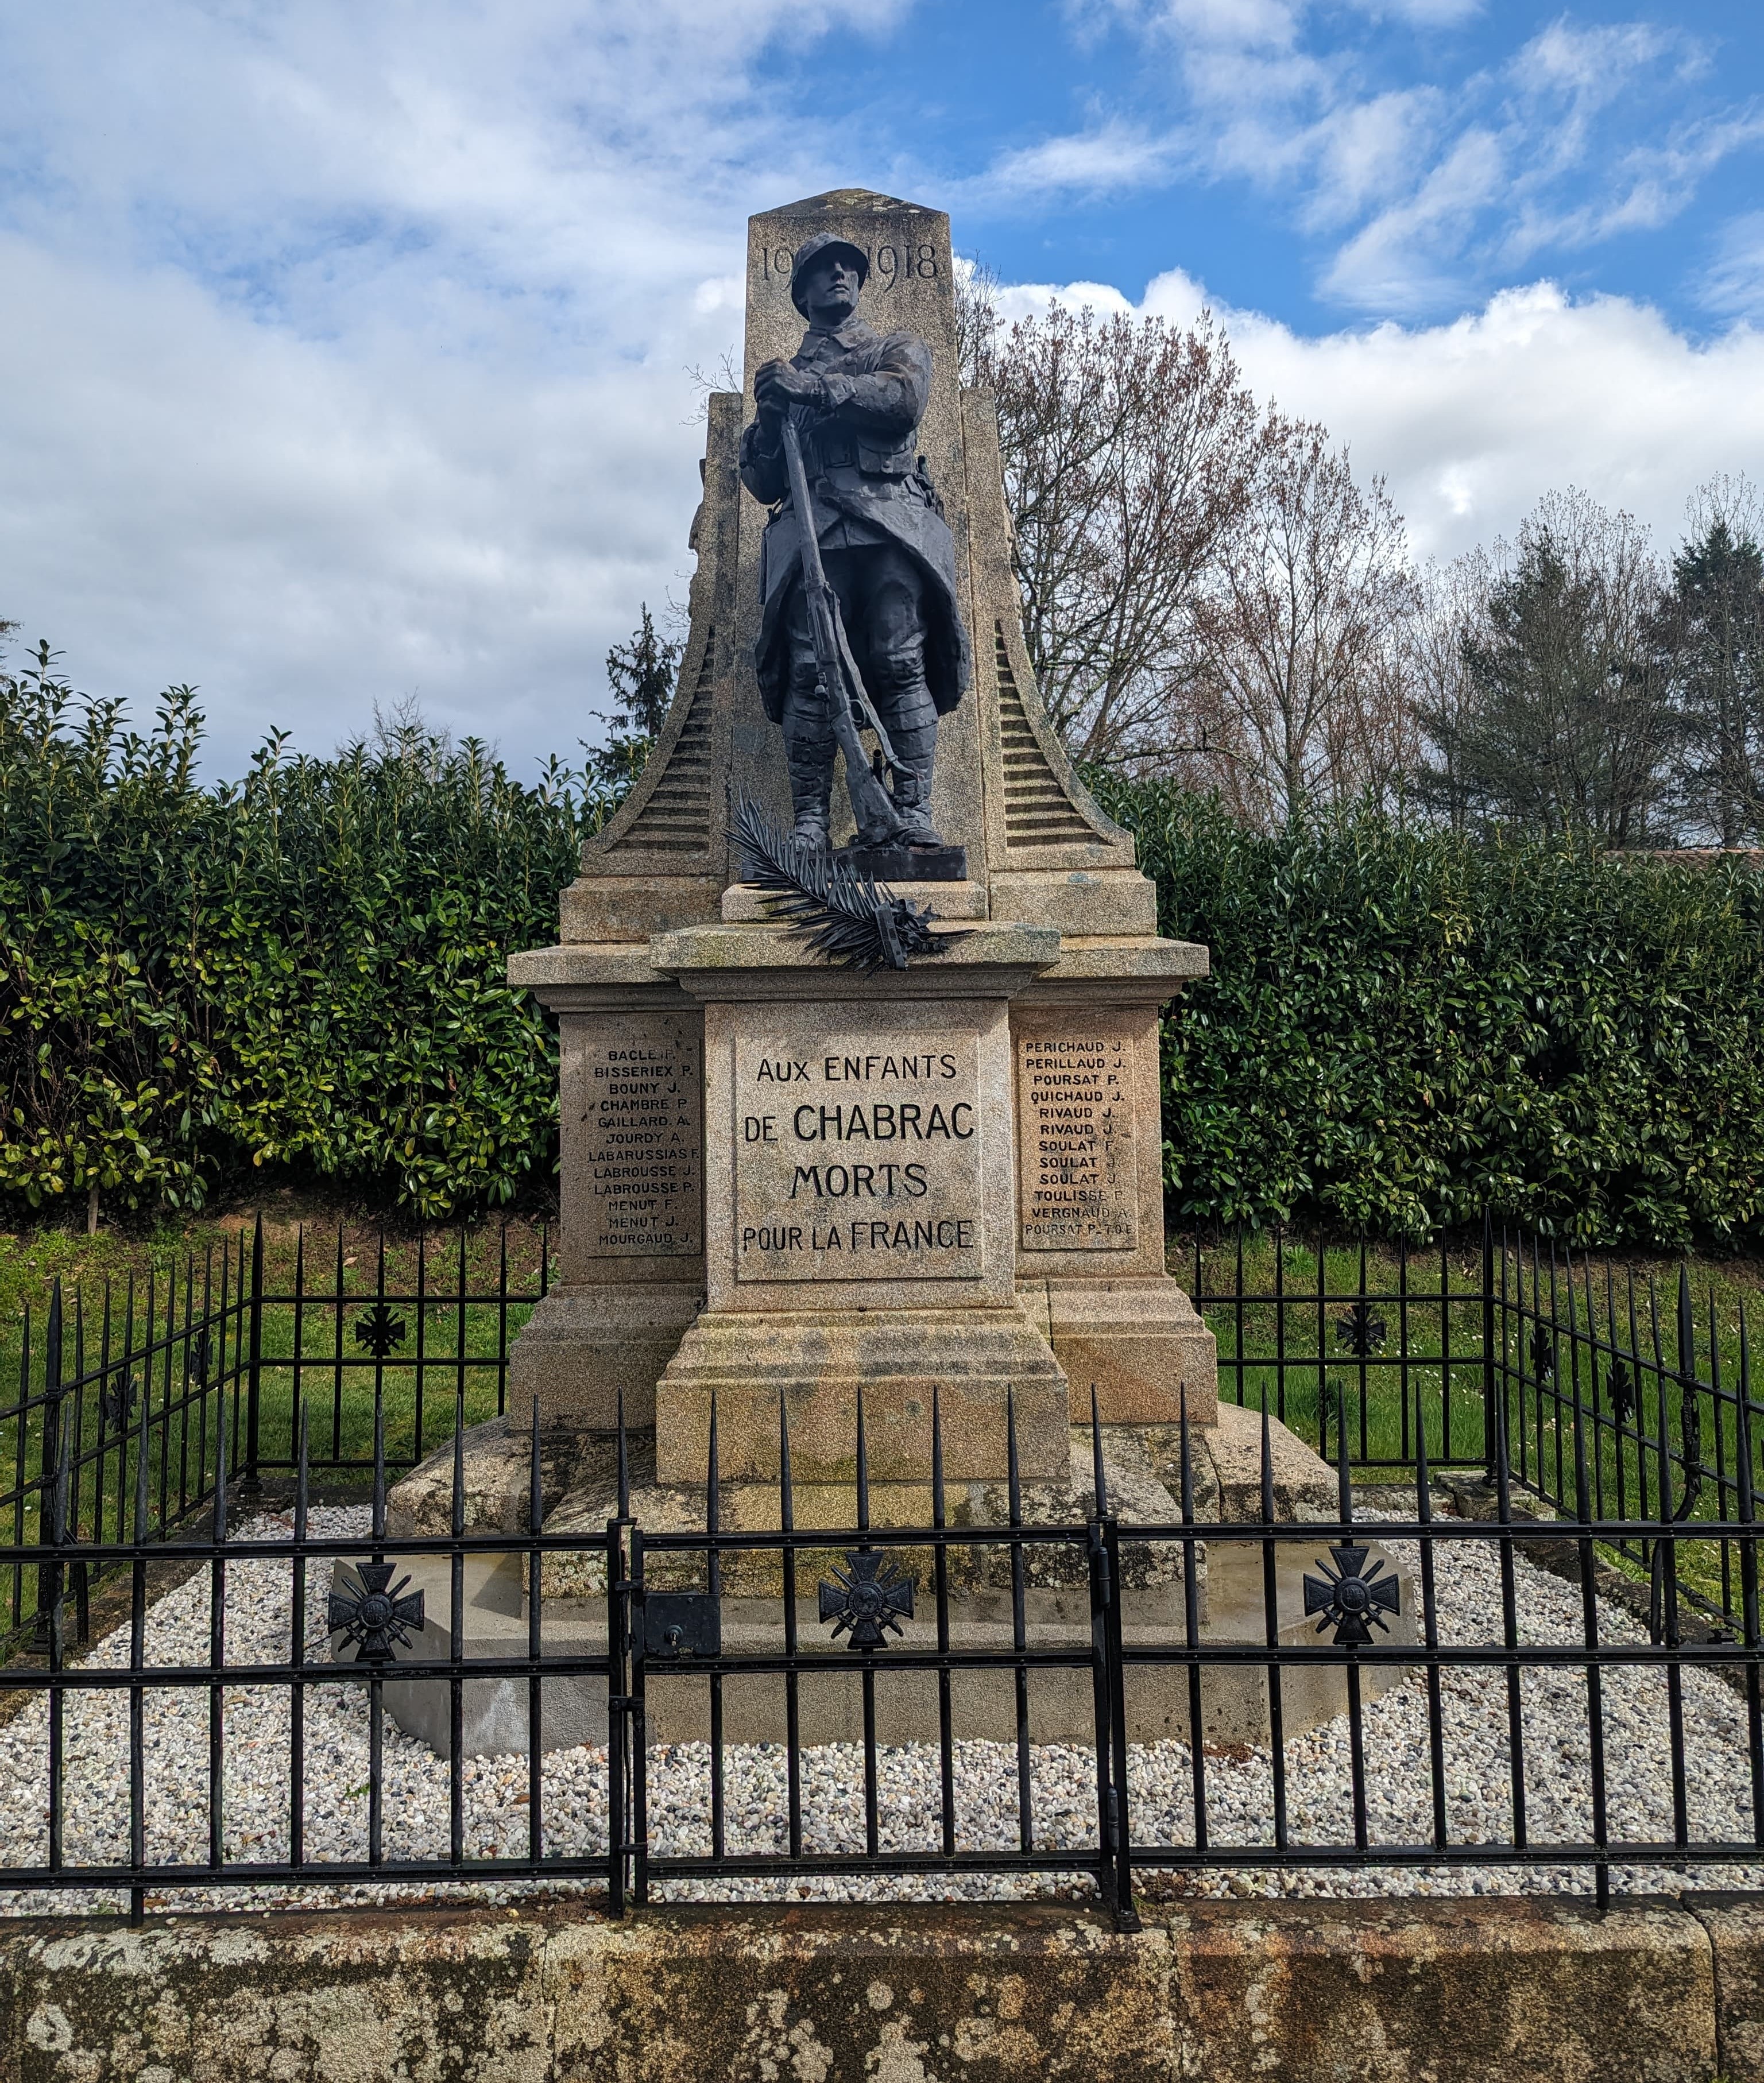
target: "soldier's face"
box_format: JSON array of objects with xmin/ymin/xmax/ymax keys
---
[{"xmin": 801, "ymin": 258, "xmax": 860, "ymax": 323}]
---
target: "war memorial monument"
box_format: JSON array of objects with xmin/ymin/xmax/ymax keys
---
[
  {"xmin": 512, "ymin": 187, "xmax": 1216, "ymax": 1465},
  {"xmin": 373, "ymin": 188, "xmax": 1410, "ymax": 1749}
]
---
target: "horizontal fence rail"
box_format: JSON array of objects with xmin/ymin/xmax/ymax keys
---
[{"xmin": 0, "ymin": 1214, "xmax": 1758, "ymax": 1919}]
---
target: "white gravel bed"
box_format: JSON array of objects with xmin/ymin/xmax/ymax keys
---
[{"xmin": 0, "ymin": 1507, "xmax": 1759, "ymax": 1915}]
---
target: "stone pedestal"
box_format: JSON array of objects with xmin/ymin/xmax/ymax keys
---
[
  {"xmin": 353, "ymin": 186, "xmax": 1421, "ymax": 1770},
  {"xmin": 653, "ymin": 924, "xmax": 1069, "ymax": 1500},
  {"xmin": 505, "ymin": 976, "xmax": 705, "ymax": 1432},
  {"xmin": 376, "ymin": 1404, "xmax": 1416, "ymax": 1754},
  {"xmin": 1010, "ymin": 970, "xmax": 1217, "ymax": 1427},
  {"xmin": 1023, "ymin": 1277, "xmax": 1217, "ymax": 1425},
  {"xmin": 656, "ymin": 1305, "xmax": 1068, "ymax": 1485},
  {"xmin": 504, "ymin": 183, "xmax": 1219, "ymax": 1493},
  {"xmin": 510, "ymin": 913, "xmax": 1214, "ymax": 1495}
]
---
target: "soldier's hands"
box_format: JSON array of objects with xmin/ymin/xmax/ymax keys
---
[
  {"xmin": 752, "ymin": 360, "xmax": 787, "ymax": 422},
  {"xmin": 755, "ymin": 359, "xmax": 824, "ymax": 410}
]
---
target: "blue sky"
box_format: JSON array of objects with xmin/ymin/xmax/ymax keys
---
[
  {"xmin": 833, "ymin": 1, "xmax": 1764, "ymax": 332},
  {"xmin": 2, "ymin": 1, "xmax": 1762, "ymax": 773}
]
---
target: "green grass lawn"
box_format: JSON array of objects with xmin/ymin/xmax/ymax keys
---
[
  {"xmin": 4, "ymin": 1212, "xmax": 1764, "ymax": 1627},
  {"xmin": 1175, "ymin": 1228, "xmax": 1764, "ymax": 1617}
]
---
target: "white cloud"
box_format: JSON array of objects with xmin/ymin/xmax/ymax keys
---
[
  {"xmin": 0, "ymin": 0, "xmax": 908, "ymax": 774},
  {"xmin": 1519, "ymin": 19, "xmax": 1672, "ymax": 103},
  {"xmin": 982, "ymin": 122, "xmax": 1183, "ymax": 200},
  {"xmin": 1300, "ymin": 88, "xmax": 1442, "ymax": 231},
  {"xmin": 1138, "ymin": 0, "xmax": 1302, "ymax": 48},
  {"xmin": 990, "ymin": 268, "xmax": 1764, "ymax": 564},
  {"xmin": 1345, "ymin": 0, "xmax": 1481, "ymax": 22},
  {"xmin": 1701, "ymin": 212, "xmax": 1764, "ymax": 322},
  {"xmin": 1320, "ymin": 128, "xmax": 1506, "ymax": 309},
  {"xmin": 0, "ymin": 232, "xmax": 726, "ymax": 771}
]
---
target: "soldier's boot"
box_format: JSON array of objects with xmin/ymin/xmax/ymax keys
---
[
  {"xmin": 891, "ymin": 749, "xmax": 942, "ymax": 846},
  {"xmin": 873, "ymin": 659, "xmax": 943, "ymax": 846},
  {"xmin": 783, "ymin": 720, "xmax": 837, "ymax": 851}
]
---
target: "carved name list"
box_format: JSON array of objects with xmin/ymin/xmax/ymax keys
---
[
  {"xmin": 1016, "ymin": 1021, "xmax": 1138, "ymax": 1252},
  {"xmin": 579, "ymin": 1013, "xmax": 702, "ymax": 1257}
]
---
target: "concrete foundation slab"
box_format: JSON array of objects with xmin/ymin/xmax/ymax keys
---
[{"xmin": 0, "ymin": 1896, "xmax": 1732, "ymax": 2083}]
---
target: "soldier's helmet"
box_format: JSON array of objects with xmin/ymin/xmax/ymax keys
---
[{"xmin": 790, "ymin": 234, "xmax": 870, "ymax": 317}]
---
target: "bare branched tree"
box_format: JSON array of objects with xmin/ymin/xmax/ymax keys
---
[
  {"xmin": 953, "ymin": 257, "xmax": 1003, "ymax": 390},
  {"xmin": 959, "ymin": 276, "xmax": 1263, "ymax": 767},
  {"xmin": 1186, "ymin": 419, "xmax": 1421, "ymax": 826},
  {"xmin": 1407, "ymin": 549, "xmax": 1495, "ymax": 833}
]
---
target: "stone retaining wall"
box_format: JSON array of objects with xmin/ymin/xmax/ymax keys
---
[{"xmin": 2, "ymin": 1895, "xmax": 1761, "ymax": 2081}]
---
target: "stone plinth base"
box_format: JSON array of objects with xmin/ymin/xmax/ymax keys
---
[
  {"xmin": 382, "ymin": 1415, "xmax": 605, "ymax": 1539},
  {"xmin": 1020, "ymin": 1274, "xmax": 1219, "ymax": 1426},
  {"xmin": 838, "ymin": 840, "xmax": 968, "ymax": 881},
  {"xmin": 559, "ymin": 872, "xmax": 724, "ymax": 942},
  {"xmin": 370, "ymin": 1403, "xmax": 1410, "ymax": 1758},
  {"xmin": 383, "ymin": 1403, "xmax": 1334, "ymax": 1553},
  {"xmin": 507, "ymin": 1283, "xmax": 703, "ymax": 1432},
  {"xmin": 536, "ymin": 1430, "xmax": 1200, "ymax": 1602},
  {"xmin": 653, "ymin": 1299, "xmax": 1070, "ymax": 1487},
  {"xmin": 1204, "ymin": 1398, "xmax": 1343, "ymax": 1520},
  {"xmin": 350, "ymin": 1526, "xmax": 1411, "ymax": 1756}
]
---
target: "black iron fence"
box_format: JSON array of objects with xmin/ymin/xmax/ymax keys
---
[
  {"xmin": 0, "ymin": 1216, "xmax": 1758, "ymax": 1921},
  {"xmin": 1194, "ymin": 1222, "xmax": 1759, "ymax": 1634},
  {"xmin": 0, "ymin": 1221, "xmax": 547, "ymax": 1646}
]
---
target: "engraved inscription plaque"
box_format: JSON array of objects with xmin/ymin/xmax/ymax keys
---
[
  {"xmin": 580, "ymin": 1013, "xmax": 702, "ymax": 1257},
  {"xmin": 733, "ymin": 1033, "xmax": 984, "ymax": 1281},
  {"xmin": 1016, "ymin": 1021, "xmax": 1138, "ymax": 1252}
]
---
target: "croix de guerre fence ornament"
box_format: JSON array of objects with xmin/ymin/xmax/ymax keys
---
[
  {"xmin": 740, "ymin": 230, "xmax": 971, "ymax": 878},
  {"xmin": 818, "ymin": 1545, "xmax": 916, "ymax": 1650},
  {"xmin": 1302, "ymin": 1543, "xmax": 1401, "ymax": 1648},
  {"xmin": 354, "ymin": 1301, "xmax": 408, "ymax": 1360},
  {"xmin": 328, "ymin": 1562, "xmax": 425, "ymax": 1663}
]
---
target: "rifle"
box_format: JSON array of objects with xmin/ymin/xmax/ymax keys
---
[{"xmin": 779, "ymin": 414, "xmax": 908, "ymax": 850}]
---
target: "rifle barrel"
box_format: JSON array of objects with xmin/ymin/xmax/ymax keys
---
[{"xmin": 777, "ymin": 417, "xmax": 908, "ymax": 846}]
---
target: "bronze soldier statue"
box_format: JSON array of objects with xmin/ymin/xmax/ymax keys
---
[{"xmin": 740, "ymin": 231, "xmax": 970, "ymax": 864}]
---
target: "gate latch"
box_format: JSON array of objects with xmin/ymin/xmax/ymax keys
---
[{"xmin": 643, "ymin": 1592, "xmax": 721, "ymax": 1658}]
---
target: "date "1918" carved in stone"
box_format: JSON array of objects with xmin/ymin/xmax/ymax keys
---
[
  {"xmin": 1016, "ymin": 1025, "xmax": 1138, "ymax": 1252},
  {"xmin": 757, "ymin": 242, "xmax": 938, "ymax": 293}
]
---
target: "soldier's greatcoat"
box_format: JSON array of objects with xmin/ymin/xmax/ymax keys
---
[{"xmin": 740, "ymin": 315, "xmax": 972, "ymax": 724}]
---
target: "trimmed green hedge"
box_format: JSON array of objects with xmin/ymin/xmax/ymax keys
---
[
  {"xmin": 0, "ymin": 668, "xmax": 593, "ymax": 1218},
  {"xmin": 1092, "ymin": 778, "xmax": 1764, "ymax": 1246},
  {"xmin": 4, "ymin": 655, "xmax": 1761, "ymax": 1244}
]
